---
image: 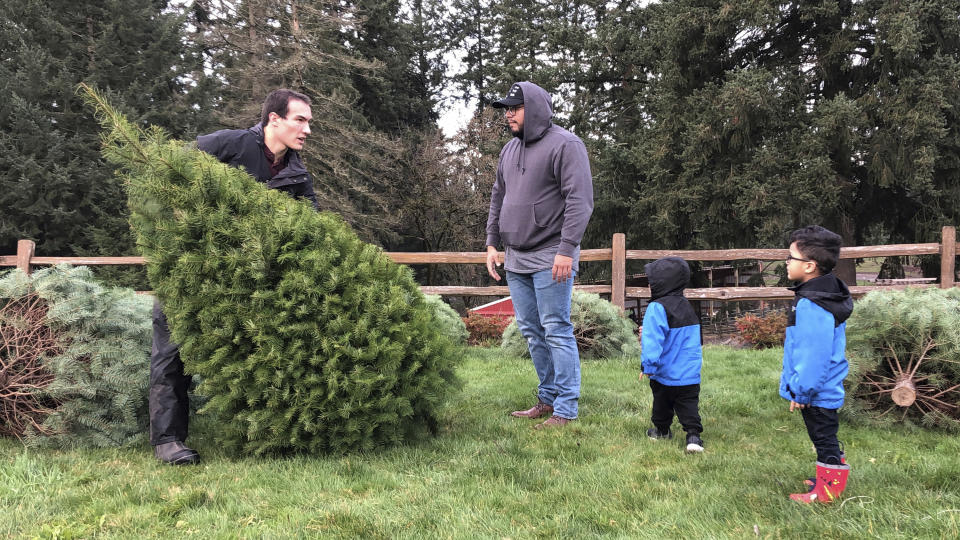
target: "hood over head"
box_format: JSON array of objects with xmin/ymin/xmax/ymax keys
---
[
  {"xmin": 514, "ymin": 81, "xmax": 553, "ymax": 144},
  {"xmin": 790, "ymin": 274, "xmax": 853, "ymax": 324},
  {"xmin": 645, "ymin": 257, "xmax": 690, "ymax": 300},
  {"xmin": 497, "ymin": 81, "xmax": 554, "ymax": 174}
]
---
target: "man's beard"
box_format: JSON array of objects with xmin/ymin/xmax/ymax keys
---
[{"xmin": 511, "ymin": 127, "xmax": 523, "ymax": 139}]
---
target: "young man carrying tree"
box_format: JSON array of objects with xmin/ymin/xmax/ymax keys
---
[{"xmin": 150, "ymin": 89, "xmax": 317, "ymax": 465}]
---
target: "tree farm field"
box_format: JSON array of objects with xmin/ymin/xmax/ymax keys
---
[{"xmin": 1, "ymin": 347, "xmax": 957, "ymax": 539}]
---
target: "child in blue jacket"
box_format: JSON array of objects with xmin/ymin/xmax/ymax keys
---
[
  {"xmin": 781, "ymin": 225, "xmax": 853, "ymax": 503},
  {"xmin": 640, "ymin": 257, "xmax": 704, "ymax": 453}
]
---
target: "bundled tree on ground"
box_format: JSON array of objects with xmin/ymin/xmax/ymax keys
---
[
  {"xmin": 0, "ymin": 266, "xmax": 152, "ymax": 447},
  {"xmin": 502, "ymin": 291, "xmax": 641, "ymax": 359},
  {"xmin": 81, "ymin": 85, "xmax": 458, "ymax": 456},
  {"xmin": 846, "ymin": 287, "xmax": 960, "ymax": 431}
]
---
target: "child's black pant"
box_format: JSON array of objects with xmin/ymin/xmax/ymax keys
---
[
  {"xmin": 649, "ymin": 379, "xmax": 702, "ymax": 435},
  {"xmin": 800, "ymin": 406, "xmax": 842, "ymax": 463}
]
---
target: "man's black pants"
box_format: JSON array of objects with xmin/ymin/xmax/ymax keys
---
[
  {"xmin": 800, "ymin": 406, "xmax": 842, "ymax": 463},
  {"xmin": 649, "ymin": 379, "xmax": 702, "ymax": 436},
  {"xmin": 149, "ymin": 300, "xmax": 191, "ymax": 446}
]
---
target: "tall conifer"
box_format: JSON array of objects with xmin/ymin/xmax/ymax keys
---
[{"xmin": 0, "ymin": 0, "xmax": 213, "ymax": 270}]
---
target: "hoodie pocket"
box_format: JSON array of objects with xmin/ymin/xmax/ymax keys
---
[
  {"xmin": 533, "ymin": 201, "xmax": 562, "ymax": 229},
  {"xmin": 499, "ymin": 203, "xmax": 540, "ymax": 247}
]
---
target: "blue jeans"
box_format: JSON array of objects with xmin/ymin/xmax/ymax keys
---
[{"xmin": 507, "ymin": 270, "xmax": 581, "ymax": 419}]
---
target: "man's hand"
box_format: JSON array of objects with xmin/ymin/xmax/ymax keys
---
[
  {"xmin": 638, "ymin": 372, "xmax": 646, "ymax": 382},
  {"xmin": 552, "ymin": 254, "xmax": 573, "ymax": 282},
  {"xmin": 789, "ymin": 400, "xmax": 808, "ymax": 412},
  {"xmin": 486, "ymin": 246, "xmax": 502, "ymax": 281}
]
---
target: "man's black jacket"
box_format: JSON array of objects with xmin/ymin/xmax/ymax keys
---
[{"xmin": 197, "ymin": 123, "xmax": 319, "ymax": 209}]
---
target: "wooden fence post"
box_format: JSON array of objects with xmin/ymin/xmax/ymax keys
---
[
  {"xmin": 942, "ymin": 226, "xmax": 956, "ymax": 289},
  {"xmin": 611, "ymin": 233, "xmax": 626, "ymax": 311},
  {"xmin": 16, "ymin": 239, "xmax": 35, "ymax": 275}
]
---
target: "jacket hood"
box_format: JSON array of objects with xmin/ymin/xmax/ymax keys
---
[
  {"xmin": 248, "ymin": 123, "xmax": 269, "ymax": 148},
  {"xmin": 645, "ymin": 257, "xmax": 690, "ymax": 300},
  {"xmin": 509, "ymin": 82, "xmax": 555, "ymax": 175},
  {"xmin": 517, "ymin": 82, "xmax": 553, "ymax": 144},
  {"xmin": 789, "ymin": 273, "xmax": 853, "ymax": 324}
]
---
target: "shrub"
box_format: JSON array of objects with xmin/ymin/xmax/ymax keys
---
[
  {"xmin": 0, "ymin": 266, "xmax": 152, "ymax": 447},
  {"xmin": 734, "ymin": 311, "xmax": 787, "ymax": 349},
  {"xmin": 83, "ymin": 85, "xmax": 458, "ymax": 456},
  {"xmin": 462, "ymin": 312, "xmax": 513, "ymax": 346},
  {"xmin": 501, "ymin": 291, "xmax": 641, "ymax": 359},
  {"xmin": 424, "ymin": 295, "xmax": 467, "ymax": 346},
  {"xmin": 846, "ymin": 288, "xmax": 960, "ymax": 431}
]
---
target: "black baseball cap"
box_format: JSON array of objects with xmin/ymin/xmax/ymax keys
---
[{"xmin": 491, "ymin": 83, "xmax": 524, "ymax": 108}]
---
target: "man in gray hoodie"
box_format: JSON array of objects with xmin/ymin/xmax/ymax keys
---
[{"xmin": 485, "ymin": 81, "xmax": 594, "ymax": 428}]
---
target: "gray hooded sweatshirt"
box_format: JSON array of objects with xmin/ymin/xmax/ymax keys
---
[{"xmin": 485, "ymin": 82, "xmax": 594, "ymax": 272}]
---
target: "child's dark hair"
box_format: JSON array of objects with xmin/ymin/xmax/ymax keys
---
[{"xmin": 789, "ymin": 225, "xmax": 842, "ymax": 274}]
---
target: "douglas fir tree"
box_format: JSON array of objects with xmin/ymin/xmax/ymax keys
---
[{"xmin": 82, "ymin": 85, "xmax": 458, "ymax": 455}]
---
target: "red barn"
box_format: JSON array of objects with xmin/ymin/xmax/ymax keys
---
[{"xmin": 469, "ymin": 297, "xmax": 515, "ymax": 318}]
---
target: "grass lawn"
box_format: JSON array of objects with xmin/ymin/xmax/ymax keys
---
[{"xmin": 2, "ymin": 346, "xmax": 958, "ymax": 539}]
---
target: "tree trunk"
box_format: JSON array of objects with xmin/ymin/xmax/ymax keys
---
[
  {"xmin": 891, "ymin": 375, "xmax": 917, "ymax": 407},
  {"xmin": 834, "ymin": 215, "xmax": 857, "ymax": 285}
]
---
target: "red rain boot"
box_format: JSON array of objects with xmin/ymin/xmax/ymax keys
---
[
  {"xmin": 791, "ymin": 461, "xmax": 850, "ymax": 503},
  {"xmin": 805, "ymin": 452, "xmax": 846, "ymax": 490}
]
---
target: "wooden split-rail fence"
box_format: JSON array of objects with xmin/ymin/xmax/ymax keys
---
[{"xmin": 2, "ymin": 226, "xmax": 956, "ymax": 310}]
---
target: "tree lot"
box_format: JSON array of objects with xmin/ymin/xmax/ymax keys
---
[
  {"xmin": 2, "ymin": 0, "xmax": 959, "ymax": 287},
  {"xmin": 1, "ymin": 347, "xmax": 958, "ymax": 538}
]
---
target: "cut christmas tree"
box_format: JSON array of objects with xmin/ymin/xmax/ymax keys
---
[
  {"xmin": 0, "ymin": 266, "xmax": 152, "ymax": 448},
  {"xmin": 846, "ymin": 287, "xmax": 960, "ymax": 431},
  {"xmin": 81, "ymin": 84, "xmax": 458, "ymax": 455}
]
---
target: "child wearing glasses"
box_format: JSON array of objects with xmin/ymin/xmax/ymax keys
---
[
  {"xmin": 781, "ymin": 225, "xmax": 853, "ymax": 503},
  {"xmin": 639, "ymin": 257, "xmax": 705, "ymax": 453}
]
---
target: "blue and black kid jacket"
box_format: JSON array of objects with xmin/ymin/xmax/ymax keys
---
[
  {"xmin": 779, "ymin": 274, "xmax": 853, "ymax": 409},
  {"xmin": 641, "ymin": 257, "xmax": 703, "ymax": 386}
]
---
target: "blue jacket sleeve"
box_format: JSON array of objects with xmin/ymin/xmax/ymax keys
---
[
  {"xmin": 786, "ymin": 299, "xmax": 835, "ymax": 404},
  {"xmin": 641, "ymin": 302, "xmax": 668, "ymax": 375}
]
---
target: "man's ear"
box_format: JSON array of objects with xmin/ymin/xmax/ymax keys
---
[{"xmin": 268, "ymin": 111, "xmax": 281, "ymax": 126}]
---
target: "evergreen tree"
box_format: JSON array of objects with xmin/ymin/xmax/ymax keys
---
[
  {"xmin": 347, "ymin": 0, "xmax": 442, "ymax": 133},
  {"xmin": 0, "ymin": 266, "xmax": 152, "ymax": 448},
  {"xmin": 502, "ymin": 290, "xmax": 641, "ymax": 359},
  {"xmin": 593, "ymin": 0, "xmax": 960, "ymax": 279},
  {"xmin": 445, "ymin": 0, "xmax": 500, "ymax": 109},
  {"xmin": 83, "ymin": 85, "xmax": 459, "ymax": 455},
  {"xmin": 444, "ymin": 0, "xmax": 960, "ymax": 276},
  {"xmin": 847, "ymin": 287, "xmax": 960, "ymax": 431},
  {"xmin": 193, "ymin": 0, "xmax": 410, "ymax": 245},
  {"xmin": 0, "ymin": 0, "xmax": 214, "ymax": 271}
]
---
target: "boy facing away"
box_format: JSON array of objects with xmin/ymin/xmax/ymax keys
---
[
  {"xmin": 640, "ymin": 257, "xmax": 705, "ymax": 453},
  {"xmin": 781, "ymin": 225, "xmax": 853, "ymax": 503}
]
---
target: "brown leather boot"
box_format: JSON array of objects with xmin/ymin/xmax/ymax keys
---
[
  {"xmin": 534, "ymin": 415, "xmax": 571, "ymax": 429},
  {"xmin": 510, "ymin": 401, "xmax": 554, "ymax": 419}
]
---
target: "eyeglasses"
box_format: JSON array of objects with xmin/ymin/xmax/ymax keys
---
[
  {"xmin": 785, "ymin": 254, "xmax": 812, "ymax": 263},
  {"xmin": 504, "ymin": 105, "xmax": 524, "ymax": 116}
]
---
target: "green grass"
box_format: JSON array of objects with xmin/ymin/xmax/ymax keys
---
[{"xmin": 2, "ymin": 346, "xmax": 958, "ymax": 539}]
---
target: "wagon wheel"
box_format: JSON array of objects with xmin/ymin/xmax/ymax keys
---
[{"xmin": 858, "ymin": 338, "xmax": 960, "ymax": 421}]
